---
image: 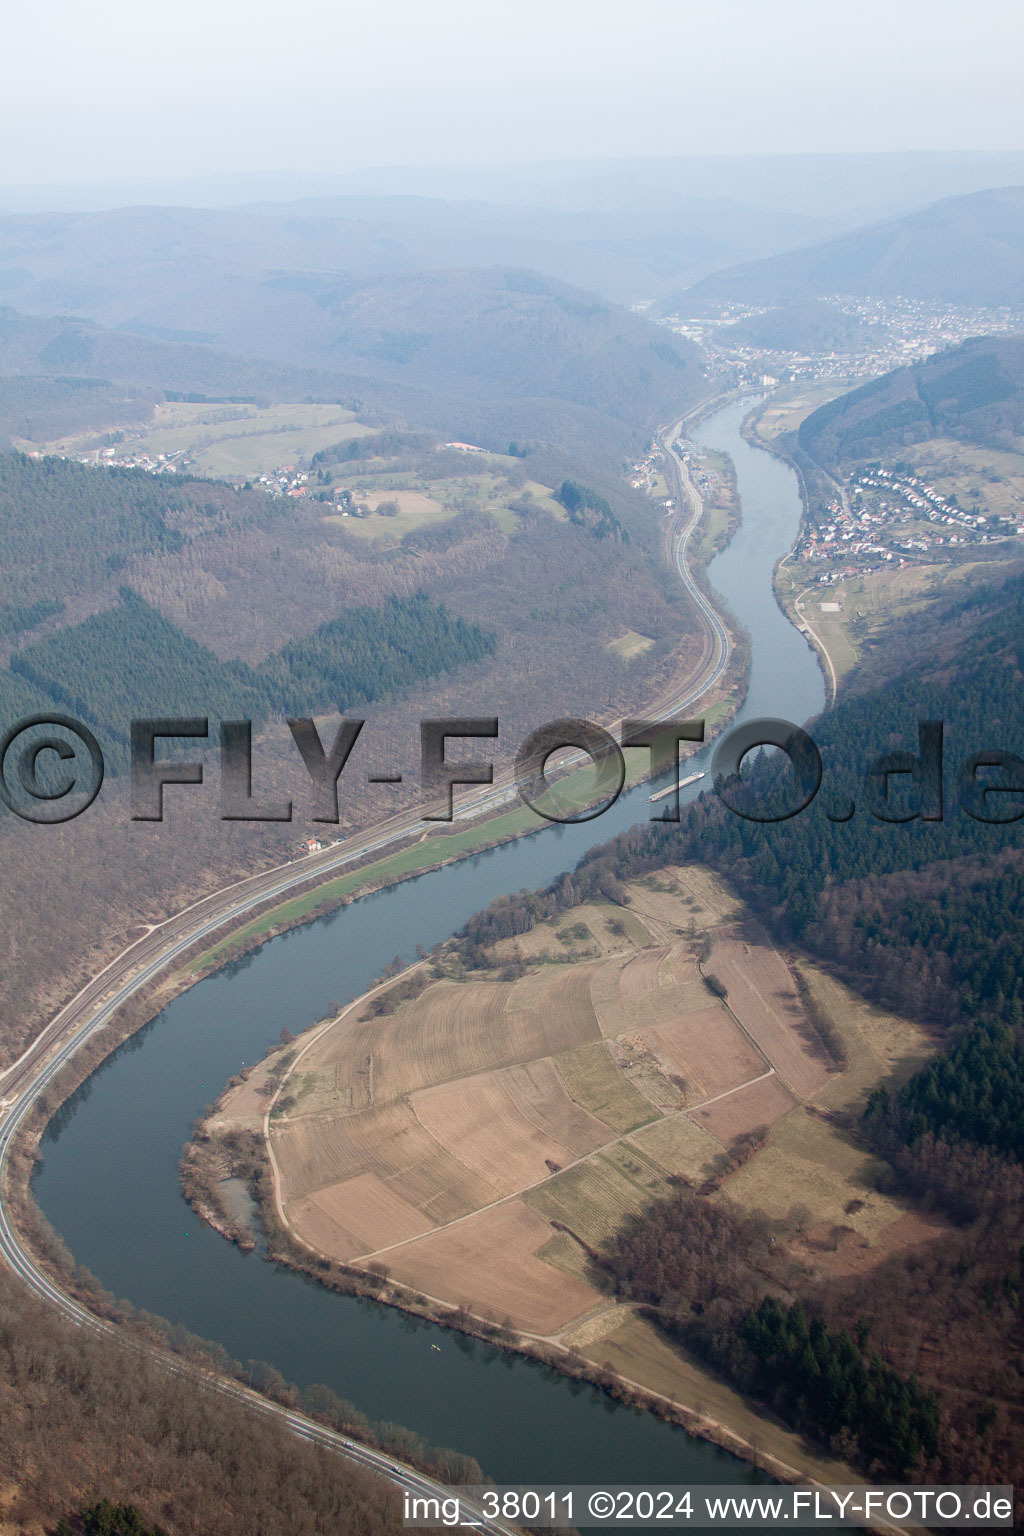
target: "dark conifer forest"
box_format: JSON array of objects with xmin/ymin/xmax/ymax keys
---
[{"xmin": 448, "ymin": 565, "xmax": 1024, "ymax": 1482}]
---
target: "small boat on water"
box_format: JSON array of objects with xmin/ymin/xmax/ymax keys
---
[{"xmin": 649, "ymin": 770, "xmax": 706, "ymax": 803}]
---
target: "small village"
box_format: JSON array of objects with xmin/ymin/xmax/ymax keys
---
[
  {"xmin": 627, "ymin": 443, "xmax": 680, "ymax": 517},
  {"xmin": 628, "ymin": 443, "xmax": 667, "ymax": 493},
  {"xmin": 27, "ymin": 444, "xmax": 193, "ymax": 476},
  {"xmin": 28, "ymin": 442, "xmax": 320, "ymax": 499},
  {"xmin": 797, "ymin": 463, "xmax": 1024, "ymax": 581}
]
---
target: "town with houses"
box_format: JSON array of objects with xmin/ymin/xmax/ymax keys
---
[
  {"xmin": 797, "ymin": 464, "xmax": 1024, "ymax": 582},
  {"xmin": 662, "ymin": 294, "xmax": 1024, "ymax": 389}
]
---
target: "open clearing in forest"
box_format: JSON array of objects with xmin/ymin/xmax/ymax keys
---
[
  {"xmin": 607, "ymin": 630, "xmax": 655, "ymax": 661},
  {"xmin": 718, "ymin": 1106, "xmax": 915, "ymax": 1251},
  {"xmin": 206, "ymin": 864, "xmax": 939, "ymax": 1335},
  {"xmin": 37, "ymin": 401, "xmax": 377, "ymax": 479},
  {"xmin": 790, "ymin": 961, "xmax": 933, "ymax": 1112},
  {"xmin": 325, "ymin": 489, "xmax": 452, "ymax": 541}
]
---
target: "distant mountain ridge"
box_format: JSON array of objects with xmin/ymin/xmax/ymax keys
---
[
  {"xmin": 666, "ymin": 186, "xmax": 1024, "ymax": 312},
  {"xmin": 5, "ymin": 149, "xmax": 1023, "ymax": 227},
  {"xmin": 0, "ymin": 194, "xmax": 827, "ymax": 313},
  {"xmin": 0, "ymin": 209, "xmax": 704, "ymax": 437},
  {"xmin": 0, "ymin": 288, "xmax": 699, "ymax": 470}
]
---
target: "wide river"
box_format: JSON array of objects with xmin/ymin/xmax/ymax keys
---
[{"xmin": 34, "ymin": 401, "xmax": 825, "ymax": 1494}]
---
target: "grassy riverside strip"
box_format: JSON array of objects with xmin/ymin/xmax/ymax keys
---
[{"xmin": 181, "ymin": 694, "xmax": 739, "ymax": 978}]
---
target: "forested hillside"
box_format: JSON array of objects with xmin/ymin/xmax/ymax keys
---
[
  {"xmin": 797, "ymin": 335, "xmax": 1024, "ymax": 467},
  {"xmin": 449, "ymin": 566, "xmax": 1024, "ymax": 1485},
  {"xmin": 5, "ymin": 587, "xmax": 496, "ymax": 773},
  {"xmin": 0, "ymin": 1258, "xmax": 408, "ymax": 1534},
  {"xmin": 0, "ymin": 431, "xmax": 706, "ymax": 1072},
  {"xmin": 712, "ymin": 300, "xmax": 886, "ymax": 355},
  {"xmin": 0, "ymin": 191, "xmax": 828, "ymax": 325},
  {"xmin": 606, "ymin": 1189, "xmax": 941, "ymax": 1478},
  {"xmin": 244, "ymin": 267, "xmax": 698, "ymax": 423},
  {"xmin": 0, "ymin": 451, "xmax": 251, "ymax": 606},
  {"xmin": 0, "ymin": 224, "xmax": 705, "ymax": 466},
  {"xmin": 0, "ymin": 371, "xmax": 157, "ymax": 448},
  {"xmin": 0, "ymin": 299, "xmax": 694, "ymax": 472},
  {"xmin": 0, "ymin": 306, "xmax": 393, "ymax": 450},
  {"xmin": 674, "ymin": 185, "xmax": 1024, "ymax": 310},
  {"xmin": 554, "ymin": 570, "xmax": 1024, "ymax": 1035}
]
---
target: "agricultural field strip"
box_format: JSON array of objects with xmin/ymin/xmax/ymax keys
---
[
  {"xmin": 331, "ymin": 1061, "xmax": 782, "ymax": 1265},
  {"xmin": 268, "ymin": 892, "xmax": 817, "ymax": 1265},
  {"xmin": 705, "ymin": 937, "xmax": 821, "ymax": 1097},
  {"xmin": 262, "ymin": 966, "xmax": 430, "ymax": 1243},
  {"xmin": 624, "ymin": 894, "xmax": 803, "ymax": 1091},
  {"xmin": 270, "ymin": 945, "xmax": 643, "ymax": 1117},
  {"xmin": 682, "ymin": 1066, "xmax": 775, "ymax": 1112}
]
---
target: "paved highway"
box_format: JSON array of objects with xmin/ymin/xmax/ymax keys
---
[
  {"xmin": 659, "ymin": 411, "xmax": 732, "ymax": 703},
  {"xmin": 0, "ymin": 398, "xmax": 736, "ymax": 1526}
]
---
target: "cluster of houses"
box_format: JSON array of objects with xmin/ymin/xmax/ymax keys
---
[
  {"xmin": 797, "ymin": 464, "xmax": 1023, "ymax": 579},
  {"xmin": 32, "ymin": 445, "xmax": 192, "ymax": 475},
  {"xmin": 629, "ymin": 444, "xmax": 675, "ymax": 513},
  {"xmin": 253, "ymin": 466, "xmax": 311, "ymax": 497},
  {"xmin": 664, "ymin": 294, "xmax": 1024, "ymax": 392},
  {"xmin": 32, "ymin": 441, "xmax": 321, "ymax": 501},
  {"xmin": 674, "ymin": 441, "xmax": 720, "ymax": 503},
  {"xmin": 629, "ymin": 446, "xmax": 662, "ymax": 492}
]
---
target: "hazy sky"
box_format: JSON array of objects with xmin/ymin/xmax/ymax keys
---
[{"xmin": 3, "ymin": 0, "xmax": 1021, "ymax": 186}]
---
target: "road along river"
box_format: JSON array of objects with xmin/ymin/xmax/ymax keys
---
[{"xmin": 29, "ymin": 400, "xmax": 824, "ymax": 1495}]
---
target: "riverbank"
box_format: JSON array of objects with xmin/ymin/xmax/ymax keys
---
[
  {"xmin": 179, "ymin": 1065, "xmax": 863, "ymax": 1501},
  {"xmin": 179, "ymin": 687, "xmax": 744, "ymax": 981},
  {"xmin": 24, "ymin": 395, "xmax": 827, "ymax": 1507},
  {"xmin": 735, "ymin": 396, "xmax": 841, "ymax": 705},
  {"xmin": 2, "ymin": 383, "xmax": 748, "ymax": 1155},
  {"xmin": 0, "ymin": 390, "xmax": 748, "ymax": 1420},
  {"xmin": 177, "ymin": 867, "xmax": 896, "ymax": 1505}
]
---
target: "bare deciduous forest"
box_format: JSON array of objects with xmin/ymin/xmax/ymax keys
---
[
  {"xmin": 0, "ymin": 1262, "xmax": 405, "ymax": 1535},
  {"xmin": 0, "ymin": 446, "xmax": 705, "ymax": 1067}
]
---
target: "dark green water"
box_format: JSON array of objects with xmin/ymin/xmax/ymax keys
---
[{"xmin": 34, "ymin": 402, "xmax": 824, "ymax": 1490}]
